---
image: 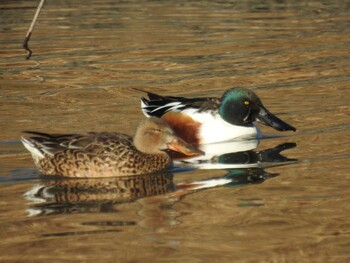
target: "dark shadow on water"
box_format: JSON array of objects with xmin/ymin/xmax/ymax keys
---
[
  {"xmin": 175, "ymin": 141, "xmax": 297, "ymax": 170},
  {"xmin": 23, "ymin": 142, "xmax": 297, "ymax": 217},
  {"xmin": 219, "ymin": 142, "xmax": 297, "ymax": 167}
]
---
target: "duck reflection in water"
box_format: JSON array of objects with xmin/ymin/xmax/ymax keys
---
[
  {"xmin": 174, "ymin": 140, "xmax": 297, "ymax": 170},
  {"xmin": 24, "ymin": 142, "xmax": 297, "ymax": 217}
]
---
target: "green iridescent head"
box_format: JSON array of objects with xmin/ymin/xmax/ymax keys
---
[{"xmin": 218, "ymin": 87, "xmax": 296, "ymax": 131}]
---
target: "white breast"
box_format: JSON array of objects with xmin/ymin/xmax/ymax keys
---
[{"xmin": 182, "ymin": 109, "xmax": 259, "ymax": 144}]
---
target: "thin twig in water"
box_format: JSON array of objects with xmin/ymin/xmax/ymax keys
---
[{"xmin": 23, "ymin": 0, "xmax": 45, "ymax": 60}]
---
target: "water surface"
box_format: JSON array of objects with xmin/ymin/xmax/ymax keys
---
[{"xmin": 0, "ymin": 0, "xmax": 349, "ymax": 262}]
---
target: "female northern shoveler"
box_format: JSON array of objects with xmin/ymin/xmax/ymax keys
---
[
  {"xmin": 21, "ymin": 117, "xmax": 203, "ymax": 178},
  {"xmin": 140, "ymin": 87, "xmax": 296, "ymax": 145}
]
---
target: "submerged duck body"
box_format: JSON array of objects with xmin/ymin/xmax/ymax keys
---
[
  {"xmin": 21, "ymin": 117, "xmax": 203, "ymax": 178},
  {"xmin": 140, "ymin": 87, "xmax": 296, "ymax": 145}
]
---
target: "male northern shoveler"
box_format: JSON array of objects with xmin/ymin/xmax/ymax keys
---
[
  {"xmin": 140, "ymin": 87, "xmax": 296, "ymax": 145},
  {"xmin": 21, "ymin": 117, "xmax": 203, "ymax": 178}
]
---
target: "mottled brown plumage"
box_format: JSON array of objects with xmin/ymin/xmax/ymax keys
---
[{"xmin": 21, "ymin": 117, "xmax": 203, "ymax": 178}]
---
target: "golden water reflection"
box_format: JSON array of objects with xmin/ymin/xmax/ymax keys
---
[{"xmin": 1, "ymin": 0, "xmax": 349, "ymax": 262}]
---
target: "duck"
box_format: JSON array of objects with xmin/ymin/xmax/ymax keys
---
[
  {"xmin": 140, "ymin": 87, "xmax": 296, "ymax": 145},
  {"xmin": 21, "ymin": 117, "xmax": 203, "ymax": 178}
]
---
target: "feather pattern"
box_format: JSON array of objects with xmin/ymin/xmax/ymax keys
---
[
  {"xmin": 21, "ymin": 118, "xmax": 203, "ymax": 178},
  {"xmin": 140, "ymin": 91, "xmax": 257, "ymax": 144},
  {"xmin": 141, "ymin": 92, "xmax": 220, "ymax": 117}
]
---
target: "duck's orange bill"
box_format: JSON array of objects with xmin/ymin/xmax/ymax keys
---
[{"xmin": 168, "ymin": 138, "xmax": 204, "ymax": 157}]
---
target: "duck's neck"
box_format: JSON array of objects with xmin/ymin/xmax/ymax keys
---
[{"xmin": 133, "ymin": 138, "xmax": 172, "ymax": 172}]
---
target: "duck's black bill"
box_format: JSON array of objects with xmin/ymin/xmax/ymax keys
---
[{"xmin": 256, "ymin": 107, "xmax": 296, "ymax": 132}]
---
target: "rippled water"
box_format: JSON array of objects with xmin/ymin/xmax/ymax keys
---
[{"xmin": 1, "ymin": 0, "xmax": 350, "ymax": 262}]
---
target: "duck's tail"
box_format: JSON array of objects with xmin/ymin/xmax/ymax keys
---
[
  {"xmin": 140, "ymin": 92, "xmax": 186, "ymax": 118},
  {"xmin": 21, "ymin": 136, "xmax": 45, "ymax": 159},
  {"xmin": 21, "ymin": 131, "xmax": 58, "ymax": 159}
]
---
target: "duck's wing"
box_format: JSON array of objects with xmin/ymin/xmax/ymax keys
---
[
  {"xmin": 140, "ymin": 91, "xmax": 220, "ymax": 118},
  {"xmin": 21, "ymin": 131, "xmax": 133, "ymax": 158}
]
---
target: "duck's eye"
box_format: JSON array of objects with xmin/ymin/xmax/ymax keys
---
[
  {"xmin": 144, "ymin": 128, "xmax": 162, "ymax": 136},
  {"xmin": 244, "ymin": 100, "xmax": 250, "ymax": 105},
  {"xmin": 153, "ymin": 129, "xmax": 162, "ymax": 133}
]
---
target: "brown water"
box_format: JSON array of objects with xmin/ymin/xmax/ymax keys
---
[{"xmin": 1, "ymin": 0, "xmax": 350, "ymax": 262}]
